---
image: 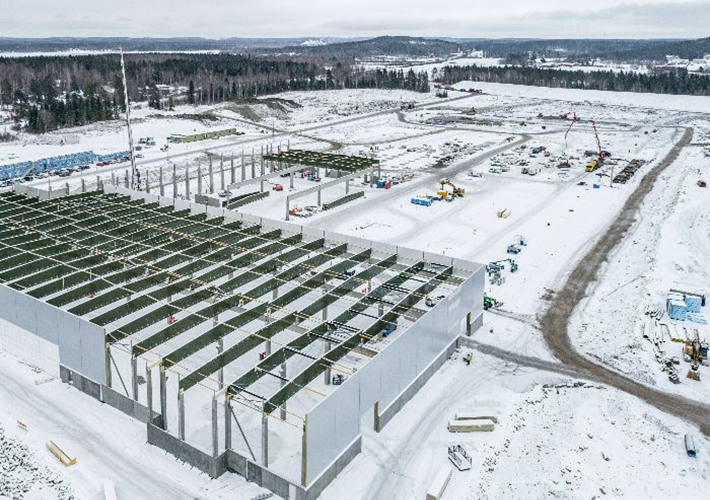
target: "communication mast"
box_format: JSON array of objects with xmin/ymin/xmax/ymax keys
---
[{"xmin": 120, "ymin": 48, "xmax": 138, "ymax": 189}]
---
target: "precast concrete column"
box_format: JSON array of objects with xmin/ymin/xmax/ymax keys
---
[
  {"xmin": 159, "ymin": 364, "xmax": 168, "ymax": 430},
  {"xmin": 324, "ymin": 340, "xmax": 332, "ymax": 385},
  {"xmin": 251, "ymin": 149, "xmax": 255, "ymax": 178},
  {"xmin": 145, "ymin": 175, "xmax": 150, "ymax": 193},
  {"xmin": 146, "ymin": 362, "xmax": 152, "ymax": 420},
  {"xmin": 261, "ymin": 406, "xmax": 269, "ymax": 466},
  {"xmin": 230, "ymin": 154, "xmax": 236, "ymax": 184},
  {"xmin": 124, "ymin": 170, "xmax": 129, "ymax": 188},
  {"xmin": 184, "ymin": 163, "xmax": 190, "ymax": 199},
  {"xmin": 345, "ymin": 178, "xmax": 350, "ymax": 194},
  {"xmin": 104, "ymin": 344, "xmax": 112, "ymax": 389},
  {"xmin": 81, "ymin": 179, "xmax": 86, "ymax": 193},
  {"xmin": 285, "ymin": 197, "xmax": 290, "ymax": 221},
  {"xmin": 217, "ymin": 337, "xmax": 224, "ymax": 389},
  {"xmin": 172, "ymin": 164, "xmax": 177, "ymax": 196},
  {"xmin": 178, "ymin": 387, "xmax": 186, "ymax": 440},
  {"xmin": 131, "ymin": 354, "xmax": 138, "ymax": 401},
  {"xmin": 208, "ymin": 157, "xmax": 214, "ymax": 193},
  {"xmin": 224, "ymin": 396, "xmax": 232, "ymax": 450},
  {"xmin": 220, "ymin": 154, "xmax": 225, "ymax": 191},
  {"xmin": 159, "ymin": 166, "xmax": 165, "ymax": 196},
  {"xmin": 301, "ymin": 416, "xmax": 308, "ymax": 487},
  {"xmin": 280, "ymin": 363, "xmax": 287, "ymax": 420},
  {"xmin": 111, "ymin": 172, "xmax": 116, "ymax": 186},
  {"xmin": 212, "ymin": 395, "xmax": 219, "ymax": 458},
  {"xmin": 466, "ymin": 312, "xmax": 472, "ymax": 336},
  {"xmin": 241, "ymin": 152, "xmax": 246, "ymax": 181},
  {"xmin": 317, "ymin": 187, "xmax": 322, "ymax": 206},
  {"xmin": 289, "ymin": 171, "xmax": 294, "ymax": 189},
  {"xmin": 197, "ymin": 166, "xmax": 203, "ymax": 195}
]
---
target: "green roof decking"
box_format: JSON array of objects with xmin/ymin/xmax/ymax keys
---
[{"xmin": 262, "ymin": 149, "xmax": 379, "ymax": 172}]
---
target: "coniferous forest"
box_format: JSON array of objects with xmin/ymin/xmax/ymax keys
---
[
  {"xmin": 439, "ymin": 64, "xmax": 710, "ymax": 96},
  {"xmin": 0, "ymin": 53, "xmax": 430, "ymax": 133}
]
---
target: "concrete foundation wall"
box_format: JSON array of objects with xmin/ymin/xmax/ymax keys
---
[
  {"xmin": 146, "ymin": 423, "xmax": 228, "ymax": 478},
  {"xmin": 60, "ymin": 365, "xmax": 102, "ymax": 401},
  {"xmin": 103, "ymin": 386, "xmax": 163, "ymax": 427}
]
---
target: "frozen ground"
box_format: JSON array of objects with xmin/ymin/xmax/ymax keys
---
[
  {"xmin": 0, "ymin": 350, "xmax": 267, "ymax": 500},
  {"xmin": 570, "ymin": 125, "xmax": 710, "ymax": 402},
  {"xmin": 323, "ymin": 348, "xmax": 709, "ymax": 500},
  {"xmin": 2, "ymin": 82, "xmax": 710, "ymax": 500}
]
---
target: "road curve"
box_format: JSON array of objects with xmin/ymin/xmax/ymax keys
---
[{"xmin": 539, "ymin": 127, "xmax": 710, "ymax": 436}]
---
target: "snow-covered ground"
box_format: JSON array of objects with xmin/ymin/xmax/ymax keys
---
[
  {"xmin": 321, "ymin": 349, "xmax": 709, "ymax": 500},
  {"xmin": 570, "ymin": 125, "xmax": 710, "ymax": 401},
  {"xmin": 2, "ymin": 82, "xmax": 710, "ymax": 500}
]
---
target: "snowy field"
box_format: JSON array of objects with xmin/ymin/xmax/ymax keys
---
[{"xmin": 1, "ymin": 81, "xmax": 709, "ymax": 500}]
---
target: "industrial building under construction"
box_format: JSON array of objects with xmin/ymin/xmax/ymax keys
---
[{"xmin": 0, "ymin": 185, "xmax": 484, "ymax": 499}]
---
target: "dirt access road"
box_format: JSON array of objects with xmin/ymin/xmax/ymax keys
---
[{"xmin": 540, "ymin": 126, "xmax": 710, "ymax": 436}]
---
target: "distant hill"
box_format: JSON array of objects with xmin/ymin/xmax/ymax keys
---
[
  {"xmin": 267, "ymin": 36, "xmax": 462, "ymax": 58},
  {"xmin": 597, "ymin": 37, "xmax": 710, "ymax": 62},
  {"xmin": 0, "ymin": 37, "xmax": 360, "ymax": 53},
  {"xmin": 456, "ymin": 38, "xmax": 675, "ymax": 59},
  {"xmin": 454, "ymin": 37, "xmax": 709, "ymax": 63}
]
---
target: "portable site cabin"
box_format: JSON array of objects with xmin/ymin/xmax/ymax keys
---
[
  {"xmin": 455, "ymin": 413, "xmax": 499, "ymax": 424},
  {"xmin": 426, "ymin": 466, "xmax": 453, "ymax": 500},
  {"xmin": 448, "ymin": 417, "xmax": 496, "ymax": 433}
]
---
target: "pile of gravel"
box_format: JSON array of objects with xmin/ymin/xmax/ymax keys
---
[{"xmin": 0, "ymin": 426, "xmax": 75, "ymax": 500}]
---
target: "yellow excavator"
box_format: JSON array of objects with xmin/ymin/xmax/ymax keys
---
[
  {"xmin": 438, "ymin": 178, "xmax": 465, "ymax": 201},
  {"xmin": 670, "ymin": 329, "xmax": 707, "ymax": 380}
]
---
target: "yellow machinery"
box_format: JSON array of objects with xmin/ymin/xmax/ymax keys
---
[
  {"xmin": 439, "ymin": 178, "xmax": 465, "ymax": 199},
  {"xmin": 670, "ymin": 329, "xmax": 707, "ymax": 378},
  {"xmin": 586, "ymin": 159, "xmax": 599, "ymax": 172}
]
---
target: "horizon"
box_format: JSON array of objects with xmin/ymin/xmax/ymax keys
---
[{"xmin": 1, "ymin": 0, "xmax": 708, "ymax": 39}]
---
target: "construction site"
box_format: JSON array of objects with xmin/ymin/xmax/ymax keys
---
[
  {"xmin": 0, "ymin": 184, "xmax": 483, "ymax": 498},
  {"xmin": 1, "ymin": 69, "xmax": 710, "ymax": 500}
]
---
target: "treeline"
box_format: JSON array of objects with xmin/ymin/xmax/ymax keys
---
[
  {"xmin": 438, "ymin": 64, "xmax": 710, "ymax": 96},
  {"xmin": 0, "ymin": 53, "xmax": 429, "ymax": 133}
]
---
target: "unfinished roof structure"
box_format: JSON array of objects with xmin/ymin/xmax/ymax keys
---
[
  {"xmin": 262, "ymin": 149, "xmax": 379, "ymax": 173},
  {"xmin": 0, "ymin": 186, "xmax": 483, "ymax": 499}
]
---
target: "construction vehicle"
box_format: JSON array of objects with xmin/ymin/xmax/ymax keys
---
[
  {"xmin": 586, "ymin": 159, "xmax": 600, "ymax": 172},
  {"xmin": 483, "ymin": 293, "xmax": 499, "ymax": 310},
  {"xmin": 669, "ymin": 329, "xmax": 707, "ymax": 379},
  {"xmin": 487, "ymin": 258, "xmax": 518, "ymax": 273},
  {"xmin": 507, "ymin": 244, "xmax": 520, "ymax": 254},
  {"xmin": 439, "ymin": 178, "xmax": 465, "ymax": 198}
]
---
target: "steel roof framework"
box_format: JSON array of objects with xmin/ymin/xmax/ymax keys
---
[{"xmin": 0, "ymin": 189, "xmax": 465, "ymax": 422}]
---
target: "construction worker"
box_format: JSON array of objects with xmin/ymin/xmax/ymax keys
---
[{"xmin": 464, "ymin": 353, "xmax": 472, "ymax": 366}]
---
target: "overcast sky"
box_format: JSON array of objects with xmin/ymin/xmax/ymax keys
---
[{"xmin": 1, "ymin": 0, "xmax": 708, "ymax": 39}]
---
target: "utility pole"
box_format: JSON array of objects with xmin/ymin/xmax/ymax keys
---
[{"xmin": 120, "ymin": 48, "xmax": 138, "ymax": 190}]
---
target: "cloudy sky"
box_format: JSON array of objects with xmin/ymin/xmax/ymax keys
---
[{"xmin": 1, "ymin": 0, "xmax": 708, "ymax": 39}]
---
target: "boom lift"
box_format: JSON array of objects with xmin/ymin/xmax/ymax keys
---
[{"xmin": 563, "ymin": 113, "xmax": 605, "ymax": 172}]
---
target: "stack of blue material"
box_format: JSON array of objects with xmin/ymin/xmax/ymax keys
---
[
  {"xmin": 666, "ymin": 289, "xmax": 706, "ymax": 322},
  {"xmin": 33, "ymin": 150, "xmax": 96, "ymax": 174},
  {"xmin": 667, "ymin": 295, "xmax": 688, "ymax": 321},
  {"xmin": 0, "ymin": 161, "xmax": 32, "ymax": 180},
  {"xmin": 96, "ymin": 151, "xmax": 130, "ymax": 163}
]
